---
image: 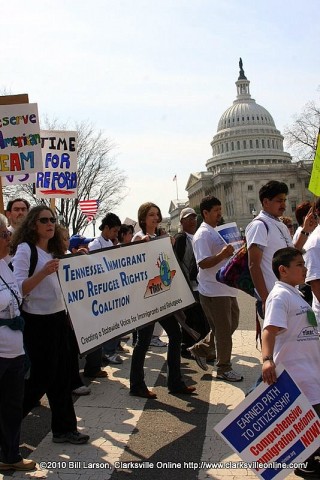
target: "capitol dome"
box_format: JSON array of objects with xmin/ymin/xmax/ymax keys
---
[
  {"xmin": 184, "ymin": 59, "xmax": 312, "ymax": 230},
  {"xmin": 206, "ymin": 60, "xmax": 291, "ymax": 171}
]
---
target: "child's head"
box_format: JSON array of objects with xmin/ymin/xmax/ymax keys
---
[{"xmin": 272, "ymin": 247, "xmax": 307, "ymax": 285}]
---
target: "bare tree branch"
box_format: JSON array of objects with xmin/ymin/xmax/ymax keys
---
[
  {"xmin": 284, "ymin": 100, "xmax": 320, "ymax": 168},
  {"xmin": 3, "ymin": 120, "xmax": 127, "ymax": 235}
]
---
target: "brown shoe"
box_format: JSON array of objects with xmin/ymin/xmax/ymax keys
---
[
  {"xmin": 130, "ymin": 388, "xmax": 157, "ymax": 399},
  {"xmin": 0, "ymin": 458, "xmax": 37, "ymax": 471},
  {"xmin": 169, "ymin": 385, "xmax": 196, "ymax": 395},
  {"xmin": 84, "ymin": 370, "xmax": 108, "ymax": 378}
]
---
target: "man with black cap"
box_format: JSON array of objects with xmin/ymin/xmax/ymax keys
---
[{"xmin": 174, "ymin": 208, "xmax": 210, "ymax": 358}]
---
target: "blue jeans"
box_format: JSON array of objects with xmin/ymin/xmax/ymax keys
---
[{"xmin": 130, "ymin": 315, "xmax": 183, "ymax": 392}]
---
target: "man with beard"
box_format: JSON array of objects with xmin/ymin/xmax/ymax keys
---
[{"xmin": 5, "ymin": 199, "xmax": 30, "ymax": 233}]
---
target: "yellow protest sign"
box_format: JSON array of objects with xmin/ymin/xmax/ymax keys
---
[{"xmin": 308, "ymin": 130, "xmax": 320, "ymax": 196}]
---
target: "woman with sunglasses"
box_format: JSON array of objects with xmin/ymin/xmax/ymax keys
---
[
  {"xmin": 0, "ymin": 215, "xmax": 36, "ymax": 471},
  {"xmin": 10, "ymin": 206, "xmax": 89, "ymax": 445},
  {"xmin": 129, "ymin": 202, "xmax": 196, "ymax": 398}
]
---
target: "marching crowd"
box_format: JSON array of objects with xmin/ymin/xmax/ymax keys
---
[{"xmin": 1, "ymin": 180, "xmax": 320, "ymax": 478}]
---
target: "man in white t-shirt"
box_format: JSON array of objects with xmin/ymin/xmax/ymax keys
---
[
  {"xmin": 188, "ymin": 196, "xmax": 243, "ymax": 382},
  {"xmin": 246, "ymin": 182, "xmax": 316, "ymax": 316},
  {"xmin": 246, "ymin": 181, "xmax": 296, "ymax": 317},
  {"xmin": 303, "ymin": 198, "xmax": 320, "ymax": 327},
  {"xmin": 88, "ymin": 213, "xmax": 121, "ymax": 251},
  {"xmin": 84, "ymin": 213, "xmax": 122, "ymax": 377}
]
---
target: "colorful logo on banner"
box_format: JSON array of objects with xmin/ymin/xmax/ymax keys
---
[{"xmin": 144, "ymin": 252, "xmax": 176, "ymax": 298}]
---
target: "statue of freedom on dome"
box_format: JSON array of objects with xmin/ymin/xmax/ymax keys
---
[{"xmin": 238, "ymin": 57, "xmax": 247, "ymax": 80}]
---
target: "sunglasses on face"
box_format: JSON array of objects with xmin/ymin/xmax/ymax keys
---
[
  {"xmin": 0, "ymin": 231, "xmax": 12, "ymax": 239},
  {"xmin": 37, "ymin": 217, "xmax": 57, "ymax": 224}
]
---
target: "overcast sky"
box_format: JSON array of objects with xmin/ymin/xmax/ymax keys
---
[{"xmin": 2, "ymin": 0, "xmax": 319, "ymax": 227}]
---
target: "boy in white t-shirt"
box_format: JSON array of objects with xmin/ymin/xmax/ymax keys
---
[{"xmin": 262, "ymin": 247, "xmax": 320, "ymax": 478}]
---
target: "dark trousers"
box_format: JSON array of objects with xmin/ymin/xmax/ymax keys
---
[
  {"xmin": 83, "ymin": 347, "xmax": 103, "ymax": 376},
  {"xmin": 68, "ymin": 327, "xmax": 83, "ymax": 390},
  {"xmin": 0, "ymin": 355, "xmax": 25, "ymax": 464},
  {"xmin": 181, "ymin": 291, "xmax": 210, "ymax": 351},
  {"xmin": 130, "ymin": 315, "xmax": 183, "ymax": 392},
  {"xmin": 22, "ymin": 310, "xmax": 77, "ymax": 435}
]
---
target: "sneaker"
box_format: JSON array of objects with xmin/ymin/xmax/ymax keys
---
[
  {"xmin": 149, "ymin": 337, "xmax": 167, "ymax": 347},
  {"xmin": 217, "ymin": 370, "xmax": 243, "ymax": 382},
  {"xmin": 187, "ymin": 348, "xmax": 208, "ymax": 371},
  {"xmin": 116, "ymin": 344, "xmax": 130, "ymax": 353},
  {"xmin": 0, "ymin": 458, "xmax": 37, "ymax": 471},
  {"xmin": 72, "ymin": 385, "xmax": 91, "ymax": 396},
  {"xmin": 294, "ymin": 461, "xmax": 320, "ymax": 478},
  {"xmin": 52, "ymin": 431, "xmax": 90, "ymax": 444},
  {"xmin": 105, "ymin": 353, "xmax": 123, "ymax": 364}
]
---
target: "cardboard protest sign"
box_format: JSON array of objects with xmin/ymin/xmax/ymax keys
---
[
  {"xmin": 36, "ymin": 130, "xmax": 77, "ymax": 198},
  {"xmin": 2, "ymin": 172, "xmax": 35, "ymax": 185},
  {"xmin": 58, "ymin": 236, "xmax": 195, "ymax": 354},
  {"xmin": 215, "ymin": 365, "xmax": 320, "ymax": 480},
  {"xmin": 0, "ymin": 103, "xmax": 42, "ymax": 175},
  {"xmin": 215, "ymin": 222, "xmax": 243, "ymax": 252}
]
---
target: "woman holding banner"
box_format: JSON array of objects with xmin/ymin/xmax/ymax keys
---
[
  {"xmin": 129, "ymin": 202, "xmax": 196, "ymax": 398},
  {"xmin": 10, "ymin": 206, "xmax": 89, "ymax": 445}
]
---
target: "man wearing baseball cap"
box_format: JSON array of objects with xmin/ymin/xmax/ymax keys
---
[
  {"xmin": 69, "ymin": 235, "xmax": 93, "ymax": 253},
  {"xmin": 174, "ymin": 208, "xmax": 210, "ymax": 359}
]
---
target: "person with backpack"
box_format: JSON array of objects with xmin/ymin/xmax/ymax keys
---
[
  {"xmin": 245, "ymin": 181, "xmax": 315, "ymax": 319},
  {"xmin": 10, "ymin": 206, "xmax": 89, "ymax": 445},
  {"xmin": 174, "ymin": 208, "xmax": 210, "ymax": 359}
]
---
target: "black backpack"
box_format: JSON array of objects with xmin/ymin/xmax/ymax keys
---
[{"xmin": 9, "ymin": 242, "xmax": 38, "ymax": 278}]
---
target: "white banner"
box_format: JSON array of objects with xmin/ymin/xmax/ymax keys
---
[
  {"xmin": 58, "ymin": 236, "xmax": 195, "ymax": 354},
  {"xmin": 0, "ymin": 103, "xmax": 42, "ymax": 175},
  {"xmin": 36, "ymin": 130, "xmax": 78, "ymax": 198}
]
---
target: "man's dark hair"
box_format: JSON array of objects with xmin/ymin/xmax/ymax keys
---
[
  {"xmin": 259, "ymin": 181, "xmax": 288, "ymax": 203},
  {"xmin": 199, "ymin": 196, "xmax": 221, "ymax": 218},
  {"xmin": 6, "ymin": 198, "xmax": 30, "ymax": 212},
  {"xmin": 295, "ymin": 201, "xmax": 312, "ymax": 226},
  {"xmin": 272, "ymin": 247, "xmax": 302, "ymax": 279},
  {"xmin": 99, "ymin": 213, "xmax": 121, "ymax": 231}
]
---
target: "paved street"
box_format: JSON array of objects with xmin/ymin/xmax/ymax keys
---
[{"xmin": 1, "ymin": 292, "xmax": 297, "ymax": 480}]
